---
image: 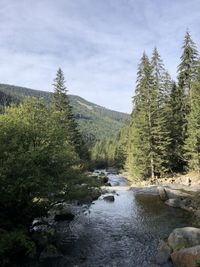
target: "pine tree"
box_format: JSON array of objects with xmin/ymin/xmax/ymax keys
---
[
  {"xmin": 170, "ymin": 31, "xmax": 199, "ymax": 172},
  {"xmin": 53, "ymin": 68, "xmax": 89, "ymax": 161},
  {"xmin": 151, "ymin": 49, "xmax": 172, "ymax": 175},
  {"xmin": 185, "ymin": 67, "xmax": 200, "ymax": 173},
  {"xmin": 126, "ymin": 53, "xmax": 156, "ymax": 179},
  {"xmin": 178, "ymin": 31, "xmax": 198, "ymax": 95},
  {"xmin": 168, "ymin": 82, "xmax": 186, "ymax": 172}
]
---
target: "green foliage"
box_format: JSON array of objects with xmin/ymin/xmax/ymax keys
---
[
  {"xmin": 0, "ymin": 97, "xmax": 84, "ymax": 264},
  {"xmin": 0, "ymin": 229, "xmax": 35, "ymax": 267},
  {"xmin": 91, "ymin": 124, "xmax": 128, "ymax": 169},
  {"xmin": 194, "ymin": 259, "xmax": 200, "ymax": 267},
  {"xmin": 0, "ymin": 97, "xmax": 78, "ymax": 227}
]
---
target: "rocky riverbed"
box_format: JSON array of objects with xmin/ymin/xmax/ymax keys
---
[
  {"xmin": 29, "ymin": 170, "xmax": 196, "ymax": 267},
  {"xmin": 131, "ymin": 182, "xmax": 200, "ymax": 266}
]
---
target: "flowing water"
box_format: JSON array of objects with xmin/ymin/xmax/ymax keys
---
[{"xmin": 38, "ymin": 171, "xmax": 191, "ymax": 267}]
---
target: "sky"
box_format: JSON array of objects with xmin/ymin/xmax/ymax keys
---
[{"xmin": 0, "ymin": 0, "xmax": 200, "ymax": 113}]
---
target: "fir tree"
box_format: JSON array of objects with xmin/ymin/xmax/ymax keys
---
[
  {"xmin": 185, "ymin": 67, "xmax": 200, "ymax": 173},
  {"xmin": 151, "ymin": 49, "xmax": 172, "ymax": 175},
  {"xmin": 168, "ymin": 82, "xmax": 186, "ymax": 172},
  {"xmin": 126, "ymin": 53, "xmax": 156, "ymax": 179},
  {"xmin": 53, "ymin": 68, "xmax": 89, "ymax": 161},
  {"xmin": 178, "ymin": 31, "xmax": 198, "ymax": 95}
]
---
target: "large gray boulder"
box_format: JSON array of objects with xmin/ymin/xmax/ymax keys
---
[
  {"xmin": 168, "ymin": 227, "xmax": 200, "ymax": 250},
  {"xmin": 171, "ymin": 245, "xmax": 200, "ymax": 267}
]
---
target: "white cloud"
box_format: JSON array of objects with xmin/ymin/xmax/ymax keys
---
[{"xmin": 0, "ymin": 0, "xmax": 200, "ymax": 112}]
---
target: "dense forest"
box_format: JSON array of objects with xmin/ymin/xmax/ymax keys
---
[{"xmin": 92, "ymin": 31, "xmax": 200, "ymax": 181}]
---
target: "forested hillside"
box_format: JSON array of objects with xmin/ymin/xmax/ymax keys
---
[{"xmin": 0, "ymin": 84, "xmax": 130, "ymax": 144}]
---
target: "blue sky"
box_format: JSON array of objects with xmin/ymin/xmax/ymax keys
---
[{"xmin": 0, "ymin": 0, "xmax": 200, "ymax": 113}]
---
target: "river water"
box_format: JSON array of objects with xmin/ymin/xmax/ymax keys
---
[{"xmin": 39, "ymin": 171, "xmax": 191, "ymax": 267}]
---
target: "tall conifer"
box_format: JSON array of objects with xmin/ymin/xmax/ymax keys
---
[
  {"xmin": 178, "ymin": 31, "xmax": 198, "ymax": 95},
  {"xmin": 53, "ymin": 68, "xmax": 89, "ymax": 161},
  {"xmin": 185, "ymin": 66, "xmax": 200, "ymax": 173}
]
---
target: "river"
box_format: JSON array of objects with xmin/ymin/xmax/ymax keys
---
[{"xmin": 38, "ymin": 171, "xmax": 191, "ymax": 267}]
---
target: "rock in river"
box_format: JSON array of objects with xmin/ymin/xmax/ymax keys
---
[
  {"xmin": 103, "ymin": 195, "xmax": 115, "ymax": 202},
  {"xmin": 168, "ymin": 227, "xmax": 200, "ymax": 250},
  {"xmin": 105, "ymin": 182, "xmax": 112, "ymax": 187},
  {"xmin": 158, "ymin": 187, "xmax": 168, "ymax": 201},
  {"xmin": 54, "ymin": 213, "xmax": 75, "ymax": 222},
  {"xmin": 171, "ymin": 245, "xmax": 200, "ymax": 267}
]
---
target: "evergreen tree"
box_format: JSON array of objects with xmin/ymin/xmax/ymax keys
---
[
  {"xmin": 126, "ymin": 53, "xmax": 156, "ymax": 179},
  {"xmin": 168, "ymin": 82, "xmax": 186, "ymax": 171},
  {"xmin": 185, "ymin": 67, "xmax": 200, "ymax": 172},
  {"xmin": 125, "ymin": 50, "xmax": 173, "ymax": 180},
  {"xmin": 151, "ymin": 49, "xmax": 172, "ymax": 175},
  {"xmin": 53, "ymin": 68, "xmax": 89, "ymax": 161},
  {"xmin": 168, "ymin": 31, "xmax": 199, "ymax": 172},
  {"xmin": 178, "ymin": 30, "xmax": 198, "ymax": 95}
]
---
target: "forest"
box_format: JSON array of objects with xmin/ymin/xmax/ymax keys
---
[
  {"xmin": 0, "ymin": 69, "xmax": 103, "ymax": 266},
  {"xmin": 92, "ymin": 31, "xmax": 200, "ymax": 181}
]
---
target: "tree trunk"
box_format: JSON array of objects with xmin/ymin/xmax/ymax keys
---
[{"xmin": 150, "ymin": 156, "xmax": 155, "ymax": 179}]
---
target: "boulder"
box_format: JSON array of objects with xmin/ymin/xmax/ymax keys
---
[
  {"xmin": 165, "ymin": 188, "xmax": 191, "ymax": 199},
  {"xmin": 165, "ymin": 198, "xmax": 183, "ymax": 208},
  {"xmin": 54, "ymin": 213, "xmax": 75, "ymax": 221},
  {"xmin": 102, "ymin": 176, "xmax": 109, "ymax": 183},
  {"xmin": 105, "ymin": 182, "xmax": 112, "ymax": 187},
  {"xmin": 171, "ymin": 245, "xmax": 200, "ymax": 267},
  {"xmin": 155, "ymin": 240, "xmax": 172, "ymax": 264},
  {"xmin": 158, "ymin": 187, "xmax": 168, "ymax": 201},
  {"xmin": 168, "ymin": 227, "xmax": 200, "ymax": 251},
  {"xmin": 103, "ymin": 195, "xmax": 115, "ymax": 202}
]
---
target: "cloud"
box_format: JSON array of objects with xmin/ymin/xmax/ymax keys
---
[{"xmin": 0, "ymin": 0, "xmax": 200, "ymax": 112}]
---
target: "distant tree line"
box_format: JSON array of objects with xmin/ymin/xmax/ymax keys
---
[{"xmin": 92, "ymin": 31, "xmax": 200, "ymax": 180}]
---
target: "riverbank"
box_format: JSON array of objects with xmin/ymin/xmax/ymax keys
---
[{"xmin": 128, "ymin": 172, "xmax": 200, "ymax": 267}]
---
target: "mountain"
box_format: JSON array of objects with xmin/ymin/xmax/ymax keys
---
[{"xmin": 0, "ymin": 84, "xmax": 130, "ymax": 144}]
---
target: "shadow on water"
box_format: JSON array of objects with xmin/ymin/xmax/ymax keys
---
[{"xmin": 35, "ymin": 173, "xmax": 191, "ymax": 267}]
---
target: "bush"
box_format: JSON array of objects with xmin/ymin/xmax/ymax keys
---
[{"xmin": 0, "ymin": 229, "xmax": 35, "ymax": 266}]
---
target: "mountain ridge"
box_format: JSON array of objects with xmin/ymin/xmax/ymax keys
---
[{"xmin": 0, "ymin": 83, "xmax": 130, "ymax": 144}]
